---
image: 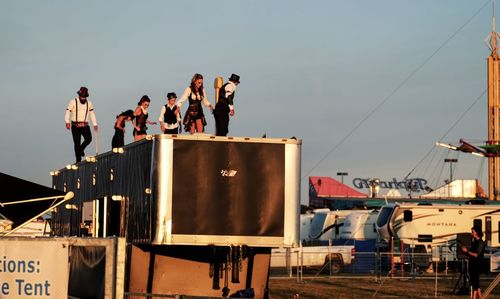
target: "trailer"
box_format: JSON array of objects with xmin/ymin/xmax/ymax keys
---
[
  {"xmin": 376, "ymin": 202, "xmax": 500, "ymax": 247},
  {"xmin": 340, "ymin": 209, "xmax": 379, "ymax": 240},
  {"xmin": 50, "ymin": 134, "xmax": 301, "ymax": 298},
  {"xmin": 305, "ymin": 209, "xmax": 351, "ymax": 243}
]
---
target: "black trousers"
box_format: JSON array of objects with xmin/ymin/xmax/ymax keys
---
[
  {"xmin": 469, "ymin": 261, "xmax": 481, "ymax": 290},
  {"xmin": 163, "ymin": 127, "xmax": 179, "ymax": 134},
  {"xmin": 71, "ymin": 125, "xmax": 92, "ymax": 162},
  {"xmin": 214, "ymin": 102, "xmax": 230, "ymax": 136}
]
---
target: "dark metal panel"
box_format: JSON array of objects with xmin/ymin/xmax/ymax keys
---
[{"xmin": 171, "ymin": 140, "xmax": 285, "ymax": 236}]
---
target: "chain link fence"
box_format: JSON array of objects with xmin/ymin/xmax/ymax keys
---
[{"xmin": 269, "ymin": 243, "xmax": 496, "ymax": 282}]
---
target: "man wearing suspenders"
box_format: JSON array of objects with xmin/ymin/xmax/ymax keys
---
[
  {"xmin": 64, "ymin": 87, "xmax": 98, "ymax": 163},
  {"xmin": 214, "ymin": 74, "xmax": 240, "ymax": 136}
]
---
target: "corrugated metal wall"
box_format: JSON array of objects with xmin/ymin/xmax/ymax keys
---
[{"xmin": 52, "ymin": 139, "xmax": 153, "ymax": 241}]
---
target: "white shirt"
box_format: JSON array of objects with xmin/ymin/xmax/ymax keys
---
[
  {"xmin": 64, "ymin": 98, "xmax": 98, "ymax": 125},
  {"xmin": 158, "ymin": 104, "xmax": 181, "ymax": 130},
  {"xmin": 224, "ymin": 81, "xmax": 237, "ymax": 111},
  {"xmin": 176, "ymin": 87, "xmax": 212, "ymax": 109}
]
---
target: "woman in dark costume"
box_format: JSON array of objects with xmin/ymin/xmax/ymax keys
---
[
  {"xmin": 177, "ymin": 73, "xmax": 213, "ymax": 134},
  {"xmin": 133, "ymin": 95, "xmax": 157, "ymax": 141},
  {"xmin": 111, "ymin": 109, "xmax": 134, "ymax": 148}
]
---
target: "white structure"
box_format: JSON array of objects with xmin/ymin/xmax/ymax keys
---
[
  {"xmin": 376, "ymin": 202, "xmax": 500, "ymax": 247},
  {"xmin": 340, "ymin": 210, "xmax": 379, "ymax": 240},
  {"xmin": 420, "ymin": 179, "xmax": 484, "ymax": 198},
  {"xmin": 299, "ymin": 212, "xmax": 315, "ymax": 241},
  {"xmin": 306, "ymin": 209, "xmax": 352, "ymax": 241}
]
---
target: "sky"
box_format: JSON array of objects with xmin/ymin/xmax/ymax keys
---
[{"xmin": 0, "ymin": 0, "xmax": 496, "ymax": 204}]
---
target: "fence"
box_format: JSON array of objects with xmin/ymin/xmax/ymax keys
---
[{"xmin": 269, "ymin": 243, "xmax": 494, "ymax": 282}]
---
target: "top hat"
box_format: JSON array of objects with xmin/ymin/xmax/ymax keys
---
[
  {"xmin": 167, "ymin": 92, "xmax": 177, "ymax": 99},
  {"xmin": 228, "ymin": 74, "xmax": 240, "ymax": 83},
  {"xmin": 77, "ymin": 86, "xmax": 89, "ymax": 97}
]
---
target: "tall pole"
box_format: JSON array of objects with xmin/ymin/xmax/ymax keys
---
[{"xmin": 486, "ymin": 4, "xmax": 500, "ymax": 200}]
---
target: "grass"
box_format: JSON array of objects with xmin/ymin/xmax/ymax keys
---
[{"xmin": 268, "ymin": 275, "xmax": 500, "ymax": 298}]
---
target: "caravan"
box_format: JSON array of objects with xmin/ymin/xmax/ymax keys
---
[
  {"xmin": 340, "ymin": 209, "xmax": 379, "ymax": 240},
  {"xmin": 306, "ymin": 209, "xmax": 352, "ymax": 242},
  {"xmin": 376, "ymin": 202, "xmax": 500, "ymax": 247}
]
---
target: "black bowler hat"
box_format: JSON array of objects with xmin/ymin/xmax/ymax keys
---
[
  {"xmin": 228, "ymin": 74, "xmax": 240, "ymax": 83},
  {"xmin": 167, "ymin": 92, "xmax": 177, "ymax": 99},
  {"xmin": 77, "ymin": 86, "xmax": 89, "ymax": 97}
]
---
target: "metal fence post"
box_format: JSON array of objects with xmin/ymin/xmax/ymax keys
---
[
  {"xmin": 401, "ymin": 240, "xmax": 404, "ymax": 277},
  {"xmin": 391, "ymin": 237, "xmax": 394, "ymax": 278}
]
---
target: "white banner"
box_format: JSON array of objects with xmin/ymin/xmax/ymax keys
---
[{"xmin": 0, "ymin": 240, "xmax": 69, "ymax": 298}]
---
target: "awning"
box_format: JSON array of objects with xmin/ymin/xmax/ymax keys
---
[{"xmin": 0, "ymin": 172, "xmax": 68, "ymax": 227}]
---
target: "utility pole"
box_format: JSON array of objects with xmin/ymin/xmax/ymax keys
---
[
  {"xmin": 444, "ymin": 158, "xmax": 458, "ymax": 183},
  {"xmin": 337, "ymin": 172, "xmax": 348, "ymax": 185}
]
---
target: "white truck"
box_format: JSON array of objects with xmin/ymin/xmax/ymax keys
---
[{"xmin": 271, "ymin": 245, "xmax": 355, "ymax": 274}]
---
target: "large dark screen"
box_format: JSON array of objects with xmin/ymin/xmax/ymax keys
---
[{"xmin": 172, "ymin": 140, "xmax": 285, "ymax": 236}]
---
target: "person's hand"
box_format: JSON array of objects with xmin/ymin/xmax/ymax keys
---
[
  {"xmin": 66, "ymin": 123, "xmax": 70, "ymax": 130},
  {"xmin": 209, "ymin": 105, "xmax": 214, "ymax": 113},
  {"xmin": 230, "ymin": 110, "xmax": 235, "ymax": 117},
  {"xmin": 94, "ymin": 125, "xmax": 98, "ymax": 132}
]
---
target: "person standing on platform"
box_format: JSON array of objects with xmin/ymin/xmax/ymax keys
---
[
  {"xmin": 159, "ymin": 92, "xmax": 181, "ymax": 134},
  {"xmin": 64, "ymin": 86, "xmax": 98, "ymax": 163},
  {"xmin": 133, "ymin": 95, "xmax": 156, "ymax": 141},
  {"xmin": 460, "ymin": 226, "xmax": 486, "ymax": 299},
  {"xmin": 111, "ymin": 109, "xmax": 134, "ymax": 148},
  {"xmin": 177, "ymin": 73, "xmax": 213, "ymax": 134},
  {"xmin": 214, "ymin": 74, "xmax": 240, "ymax": 136}
]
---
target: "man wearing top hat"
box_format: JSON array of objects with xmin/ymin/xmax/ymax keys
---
[
  {"xmin": 214, "ymin": 74, "xmax": 240, "ymax": 136},
  {"xmin": 64, "ymin": 86, "xmax": 98, "ymax": 163}
]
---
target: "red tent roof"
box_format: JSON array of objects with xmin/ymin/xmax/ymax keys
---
[{"xmin": 309, "ymin": 176, "xmax": 368, "ymax": 198}]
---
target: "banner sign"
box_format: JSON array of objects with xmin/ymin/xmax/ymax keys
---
[
  {"xmin": 352, "ymin": 178, "xmax": 428, "ymax": 192},
  {"xmin": 0, "ymin": 240, "xmax": 69, "ymax": 298}
]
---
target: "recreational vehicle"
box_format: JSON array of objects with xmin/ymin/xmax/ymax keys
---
[
  {"xmin": 376, "ymin": 202, "xmax": 500, "ymax": 247},
  {"xmin": 299, "ymin": 212, "xmax": 315, "ymax": 241},
  {"xmin": 305, "ymin": 209, "xmax": 351, "ymax": 242},
  {"xmin": 340, "ymin": 209, "xmax": 379, "ymax": 240}
]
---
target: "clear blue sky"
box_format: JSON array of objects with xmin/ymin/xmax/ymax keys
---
[{"xmin": 0, "ymin": 1, "xmax": 495, "ymax": 203}]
